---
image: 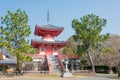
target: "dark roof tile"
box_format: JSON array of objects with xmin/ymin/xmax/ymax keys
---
[
  {"xmin": 36, "ymin": 24, "xmax": 64, "ymax": 30},
  {"xmin": 0, "ymin": 60, "xmax": 17, "ymax": 64},
  {"xmin": 0, "ymin": 47, "xmax": 11, "ymax": 57}
]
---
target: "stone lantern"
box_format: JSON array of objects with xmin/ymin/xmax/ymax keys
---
[{"xmin": 61, "ymin": 56, "xmax": 73, "ymax": 77}]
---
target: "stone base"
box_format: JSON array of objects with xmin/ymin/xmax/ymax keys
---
[{"xmin": 61, "ymin": 72, "xmax": 73, "ymax": 77}]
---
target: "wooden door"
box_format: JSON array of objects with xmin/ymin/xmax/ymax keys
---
[{"xmin": 45, "ymin": 45, "xmax": 53, "ymax": 55}]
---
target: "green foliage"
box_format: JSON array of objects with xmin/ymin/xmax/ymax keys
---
[
  {"xmin": 0, "ymin": 9, "xmax": 35, "ymax": 62},
  {"xmin": 112, "ymin": 67, "xmax": 118, "ymax": 74},
  {"xmin": 62, "ymin": 36, "xmax": 77, "ymax": 55},
  {"xmin": 72, "ymin": 14, "xmax": 110, "ymax": 55},
  {"xmin": 19, "ymin": 53, "xmax": 33, "ymax": 62},
  {"xmin": 0, "ymin": 65, "xmax": 7, "ymax": 71},
  {"xmin": 77, "ymin": 45, "xmax": 86, "ymax": 56},
  {"xmin": 72, "ymin": 14, "xmax": 110, "ymax": 72},
  {"xmin": 100, "ymin": 47, "xmax": 114, "ymax": 54}
]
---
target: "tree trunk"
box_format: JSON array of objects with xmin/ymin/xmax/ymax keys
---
[
  {"xmin": 118, "ymin": 71, "xmax": 120, "ymax": 77},
  {"xmin": 117, "ymin": 66, "xmax": 120, "ymax": 77},
  {"xmin": 15, "ymin": 34, "xmax": 21, "ymax": 73},
  {"xmin": 117, "ymin": 62, "xmax": 120, "ymax": 77},
  {"xmin": 87, "ymin": 50, "xmax": 95, "ymax": 73},
  {"xmin": 17, "ymin": 55, "xmax": 21, "ymax": 73}
]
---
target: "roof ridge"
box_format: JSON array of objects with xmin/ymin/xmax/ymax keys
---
[{"xmin": 36, "ymin": 23, "xmax": 64, "ymax": 29}]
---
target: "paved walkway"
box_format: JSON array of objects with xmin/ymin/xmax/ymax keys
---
[{"xmin": 0, "ymin": 74, "xmax": 119, "ymax": 80}]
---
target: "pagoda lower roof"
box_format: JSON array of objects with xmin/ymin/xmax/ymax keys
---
[
  {"xmin": 31, "ymin": 39, "xmax": 67, "ymax": 48},
  {"xmin": 34, "ymin": 24, "xmax": 64, "ymax": 37}
]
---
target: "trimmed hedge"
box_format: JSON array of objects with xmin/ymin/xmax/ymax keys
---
[
  {"xmin": 112, "ymin": 67, "xmax": 118, "ymax": 74},
  {"xmin": 86, "ymin": 65, "xmax": 109, "ymax": 73},
  {"xmin": 0, "ymin": 65, "xmax": 8, "ymax": 71}
]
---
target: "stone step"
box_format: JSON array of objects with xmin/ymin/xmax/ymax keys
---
[{"xmin": 47, "ymin": 55, "xmax": 62, "ymax": 75}]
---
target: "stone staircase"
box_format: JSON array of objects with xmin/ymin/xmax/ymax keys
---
[{"xmin": 47, "ymin": 55, "xmax": 62, "ymax": 75}]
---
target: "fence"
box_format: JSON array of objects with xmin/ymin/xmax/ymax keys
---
[{"xmin": 0, "ymin": 70, "xmax": 91, "ymax": 77}]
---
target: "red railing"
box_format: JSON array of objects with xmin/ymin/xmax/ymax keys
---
[
  {"xmin": 57, "ymin": 55, "xmax": 64, "ymax": 72},
  {"xmin": 45, "ymin": 55, "xmax": 50, "ymax": 74}
]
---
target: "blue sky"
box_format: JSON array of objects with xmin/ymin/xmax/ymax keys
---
[{"xmin": 0, "ymin": 0, "xmax": 120, "ymax": 41}]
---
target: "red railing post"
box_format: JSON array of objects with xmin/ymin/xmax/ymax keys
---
[
  {"xmin": 45, "ymin": 55, "xmax": 50, "ymax": 74},
  {"xmin": 57, "ymin": 55, "xmax": 64, "ymax": 72}
]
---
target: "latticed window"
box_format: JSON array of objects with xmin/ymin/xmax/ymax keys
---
[
  {"xmin": 54, "ymin": 47, "xmax": 57, "ymax": 52},
  {"xmin": 41, "ymin": 47, "xmax": 45, "ymax": 51}
]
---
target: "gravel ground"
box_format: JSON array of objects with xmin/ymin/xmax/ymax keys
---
[{"xmin": 0, "ymin": 74, "xmax": 119, "ymax": 80}]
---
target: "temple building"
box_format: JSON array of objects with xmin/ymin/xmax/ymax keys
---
[
  {"xmin": 31, "ymin": 24, "xmax": 66, "ymax": 55},
  {"xmin": 31, "ymin": 23, "xmax": 79, "ymax": 74},
  {"xmin": 0, "ymin": 47, "xmax": 17, "ymax": 72}
]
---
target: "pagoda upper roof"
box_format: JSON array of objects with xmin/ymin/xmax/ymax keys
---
[
  {"xmin": 37, "ymin": 24, "xmax": 64, "ymax": 30},
  {"xmin": 34, "ymin": 24, "xmax": 64, "ymax": 37},
  {"xmin": 31, "ymin": 39, "xmax": 67, "ymax": 48}
]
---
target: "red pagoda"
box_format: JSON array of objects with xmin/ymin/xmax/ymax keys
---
[
  {"xmin": 31, "ymin": 24, "xmax": 67, "ymax": 55},
  {"xmin": 31, "ymin": 23, "xmax": 67, "ymax": 74}
]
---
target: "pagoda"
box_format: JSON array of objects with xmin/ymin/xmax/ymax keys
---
[
  {"xmin": 31, "ymin": 23, "xmax": 67, "ymax": 74},
  {"xmin": 31, "ymin": 24, "xmax": 66, "ymax": 55}
]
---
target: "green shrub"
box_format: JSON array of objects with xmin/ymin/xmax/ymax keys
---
[
  {"xmin": 112, "ymin": 67, "xmax": 117, "ymax": 74},
  {"xmin": 0, "ymin": 65, "xmax": 7, "ymax": 71},
  {"xmin": 86, "ymin": 65, "xmax": 109, "ymax": 73}
]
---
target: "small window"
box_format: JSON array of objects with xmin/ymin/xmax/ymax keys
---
[
  {"xmin": 41, "ymin": 47, "xmax": 44, "ymax": 51},
  {"xmin": 54, "ymin": 47, "xmax": 57, "ymax": 52}
]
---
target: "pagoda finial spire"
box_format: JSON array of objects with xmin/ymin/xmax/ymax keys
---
[{"xmin": 47, "ymin": 9, "xmax": 49, "ymax": 23}]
